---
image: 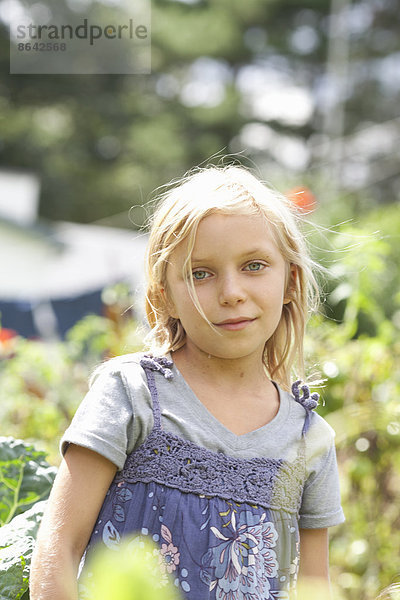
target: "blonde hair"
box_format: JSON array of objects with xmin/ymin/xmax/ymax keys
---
[{"xmin": 144, "ymin": 165, "xmax": 320, "ymax": 391}]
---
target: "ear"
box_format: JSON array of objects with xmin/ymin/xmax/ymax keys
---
[{"xmin": 283, "ymin": 264, "xmax": 297, "ymax": 305}]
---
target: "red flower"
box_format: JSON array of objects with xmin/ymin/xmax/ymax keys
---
[
  {"xmin": 286, "ymin": 187, "xmax": 317, "ymax": 213},
  {"xmin": 0, "ymin": 328, "xmax": 17, "ymax": 343}
]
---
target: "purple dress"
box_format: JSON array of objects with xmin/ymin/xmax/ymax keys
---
[{"xmin": 79, "ymin": 355, "xmax": 318, "ymax": 600}]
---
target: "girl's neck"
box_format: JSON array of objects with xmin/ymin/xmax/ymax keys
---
[
  {"xmin": 171, "ymin": 344, "xmax": 280, "ymax": 436},
  {"xmin": 171, "ymin": 344, "xmax": 269, "ymax": 392}
]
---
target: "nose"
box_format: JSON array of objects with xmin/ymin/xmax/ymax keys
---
[{"xmin": 218, "ymin": 273, "xmax": 247, "ymax": 306}]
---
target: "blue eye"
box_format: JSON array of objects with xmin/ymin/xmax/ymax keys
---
[
  {"xmin": 193, "ymin": 270, "xmax": 210, "ymax": 280},
  {"xmin": 245, "ymin": 262, "xmax": 264, "ymax": 271}
]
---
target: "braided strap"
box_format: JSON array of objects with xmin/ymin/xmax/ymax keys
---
[
  {"xmin": 291, "ymin": 380, "xmax": 319, "ymax": 436},
  {"xmin": 140, "ymin": 355, "xmax": 174, "ymax": 380}
]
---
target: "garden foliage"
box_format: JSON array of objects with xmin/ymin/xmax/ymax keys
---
[
  {"xmin": 80, "ymin": 537, "xmax": 181, "ymax": 600},
  {"xmin": 0, "ymin": 437, "xmax": 56, "ymax": 600}
]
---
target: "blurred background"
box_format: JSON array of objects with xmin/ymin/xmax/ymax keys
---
[{"xmin": 0, "ymin": 0, "xmax": 399, "ymax": 599}]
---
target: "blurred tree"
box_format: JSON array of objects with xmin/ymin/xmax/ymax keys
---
[{"xmin": 0, "ymin": 0, "xmax": 399, "ymax": 226}]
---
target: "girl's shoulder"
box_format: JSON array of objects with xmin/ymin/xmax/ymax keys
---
[
  {"xmin": 306, "ymin": 410, "xmax": 336, "ymax": 458},
  {"xmin": 284, "ymin": 381, "xmax": 336, "ymax": 460},
  {"xmin": 94, "ymin": 351, "xmax": 144, "ymax": 370},
  {"xmin": 89, "ymin": 352, "xmax": 174, "ymax": 391},
  {"xmin": 288, "ymin": 380, "xmax": 335, "ymax": 434},
  {"xmin": 89, "ymin": 351, "xmax": 147, "ymax": 386},
  {"xmin": 301, "ymin": 405, "xmax": 337, "ymax": 468}
]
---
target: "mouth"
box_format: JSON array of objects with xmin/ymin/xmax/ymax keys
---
[{"xmin": 214, "ymin": 317, "xmax": 256, "ymax": 331}]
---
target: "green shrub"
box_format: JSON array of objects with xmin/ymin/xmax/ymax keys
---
[
  {"xmin": 0, "ymin": 437, "xmax": 56, "ymax": 600},
  {"xmin": 80, "ymin": 537, "xmax": 182, "ymax": 600}
]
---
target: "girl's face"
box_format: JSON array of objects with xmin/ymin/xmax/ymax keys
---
[{"xmin": 165, "ymin": 212, "xmax": 291, "ymax": 364}]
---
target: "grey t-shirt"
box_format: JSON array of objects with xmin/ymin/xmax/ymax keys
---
[{"xmin": 61, "ymin": 352, "xmax": 344, "ymax": 529}]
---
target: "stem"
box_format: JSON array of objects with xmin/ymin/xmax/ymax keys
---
[
  {"xmin": 0, "ymin": 471, "xmax": 18, "ymax": 491},
  {"xmin": 4, "ymin": 459, "xmax": 25, "ymax": 525}
]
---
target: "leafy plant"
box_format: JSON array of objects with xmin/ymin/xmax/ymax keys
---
[
  {"xmin": 0, "ymin": 437, "xmax": 56, "ymax": 526},
  {"xmin": 80, "ymin": 537, "xmax": 182, "ymax": 600},
  {"xmin": 0, "ymin": 340, "xmax": 85, "ymax": 465},
  {"xmin": 304, "ymin": 216, "xmax": 400, "ymax": 600},
  {"xmin": 0, "ymin": 501, "xmax": 46, "ymax": 600},
  {"xmin": 0, "ymin": 296, "xmax": 143, "ymax": 464},
  {"xmin": 0, "ymin": 437, "xmax": 56, "ymax": 600}
]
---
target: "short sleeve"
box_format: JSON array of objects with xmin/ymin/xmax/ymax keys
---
[
  {"xmin": 299, "ymin": 415, "xmax": 345, "ymax": 529},
  {"xmin": 60, "ymin": 366, "xmax": 135, "ymax": 470}
]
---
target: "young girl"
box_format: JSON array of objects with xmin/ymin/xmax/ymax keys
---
[{"xmin": 30, "ymin": 165, "xmax": 344, "ymax": 600}]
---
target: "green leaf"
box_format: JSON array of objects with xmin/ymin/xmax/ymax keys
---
[
  {"xmin": 0, "ymin": 438, "xmax": 56, "ymax": 526},
  {"xmin": 0, "ymin": 500, "xmax": 46, "ymax": 550},
  {"xmin": 0, "ymin": 498, "xmax": 47, "ymax": 600},
  {"xmin": 80, "ymin": 537, "xmax": 182, "ymax": 600},
  {"xmin": 0, "ymin": 536, "xmax": 33, "ymax": 600}
]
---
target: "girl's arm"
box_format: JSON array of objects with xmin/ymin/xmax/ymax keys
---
[
  {"xmin": 30, "ymin": 444, "xmax": 117, "ymax": 600},
  {"xmin": 298, "ymin": 528, "xmax": 332, "ymax": 599}
]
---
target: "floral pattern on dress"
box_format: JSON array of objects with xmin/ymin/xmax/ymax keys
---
[
  {"xmin": 200, "ymin": 509, "xmax": 284, "ymax": 599},
  {"xmin": 124, "ymin": 519, "xmax": 189, "ymax": 591},
  {"xmin": 159, "ymin": 524, "xmax": 181, "ymax": 574},
  {"xmin": 102, "ymin": 519, "xmax": 121, "ymax": 549}
]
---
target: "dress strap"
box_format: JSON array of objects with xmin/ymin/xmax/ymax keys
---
[
  {"xmin": 139, "ymin": 355, "xmax": 174, "ymax": 431},
  {"xmin": 291, "ymin": 380, "xmax": 319, "ymax": 436}
]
